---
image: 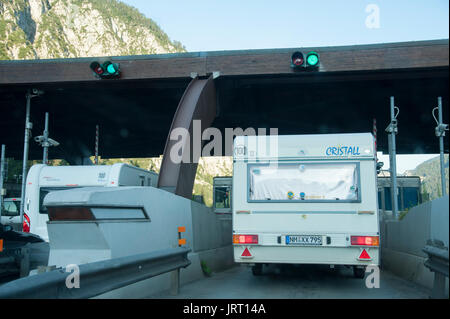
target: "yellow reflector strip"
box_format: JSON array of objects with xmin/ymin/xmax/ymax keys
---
[
  {"xmin": 178, "ymin": 226, "xmax": 186, "ymax": 233},
  {"xmin": 178, "ymin": 238, "xmax": 186, "ymax": 246}
]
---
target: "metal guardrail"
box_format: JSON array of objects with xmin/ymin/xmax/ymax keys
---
[
  {"xmin": 0, "ymin": 247, "xmax": 191, "ymax": 299},
  {"xmin": 423, "ymin": 240, "xmax": 449, "ymax": 299}
]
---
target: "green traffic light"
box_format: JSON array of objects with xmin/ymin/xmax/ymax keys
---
[
  {"xmin": 91, "ymin": 61, "xmax": 120, "ymax": 78},
  {"xmin": 106, "ymin": 63, "xmax": 117, "ymax": 74},
  {"xmin": 306, "ymin": 52, "xmax": 319, "ymax": 67}
]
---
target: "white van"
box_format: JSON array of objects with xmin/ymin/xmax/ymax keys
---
[
  {"xmin": 1, "ymin": 198, "xmax": 21, "ymax": 230},
  {"xmin": 232, "ymin": 133, "xmax": 379, "ymax": 278},
  {"xmin": 24, "ymin": 163, "xmax": 158, "ymax": 241}
]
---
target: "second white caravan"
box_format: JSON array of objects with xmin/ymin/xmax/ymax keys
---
[
  {"xmin": 232, "ymin": 133, "xmax": 380, "ymax": 278},
  {"xmin": 24, "ymin": 163, "xmax": 158, "ymax": 241}
]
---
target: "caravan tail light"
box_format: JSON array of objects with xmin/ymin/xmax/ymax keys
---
[
  {"xmin": 23, "ymin": 213, "xmax": 30, "ymax": 233},
  {"xmin": 233, "ymin": 234, "xmax": 258, "ymax": 245},
  {"xmin": 351, "ymin": 236, "xmax": 379, "ymax": 246}
]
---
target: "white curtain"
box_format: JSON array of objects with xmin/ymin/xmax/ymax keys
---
[{"xmin": 249, "ymin": 163, "xmax": 358, "ymax": 201}]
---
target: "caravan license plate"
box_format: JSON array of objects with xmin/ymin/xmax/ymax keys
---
[{"xmin": 286, "ymin": 235, "xmax": 322, "ymax": 246}]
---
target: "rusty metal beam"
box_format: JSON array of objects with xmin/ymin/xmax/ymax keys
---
[{"xmin": 157, "ymin": 74, "xmax": 217, "ymax": 199}]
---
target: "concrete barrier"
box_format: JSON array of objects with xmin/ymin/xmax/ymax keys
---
[{"xmin": 380, "ymin": 195, "xmax": 449, "ymax": 297}]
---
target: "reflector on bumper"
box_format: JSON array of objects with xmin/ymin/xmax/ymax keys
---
[
  {"xmin": 357, "ymin": 248, "xmax": 372, "ymax": 261},
  {"xmin": 241, "ymin": 247, "xmax": 253, "ymax": 259}
]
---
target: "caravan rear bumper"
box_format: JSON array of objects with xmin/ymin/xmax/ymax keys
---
[{"xmin": 233, "ymin": 245, "xmax": 379, "ymax": 266}]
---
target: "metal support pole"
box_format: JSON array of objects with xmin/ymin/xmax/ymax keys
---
[
  {"xmin": 373, "ymin": 118, "xmax": 377, "ymax": 162},
  {"xmin": 42, "ymin": 112, "xmax": 49, "ymax": 165},
  {"xmin": 433, "ymin": 97, "xmax": 448, "ymax": 197},
  {"xmin": 36, "ymin": 112, "xmax": 58, "ymax": 166},
  {"xmin": 19, "ymin": 90, "xmax": 33, "ymax": 227},
  {"xmin": 95, "ymin": 125, "xmax": 99, "ymax": 165},
  {"xmin": 0, "ymin": 144, "xmax": 5, "ymax": 219},
  {"xmin": 19, "ymin": 89, "xmax": 43, "ymax": 226},
  {"xmin": 438, "ymin": 97, "xmax": 446, "ymax": 196},
  {"xmin": 386, "ymin": 96, "xmax": 399, "ymax": 219}
]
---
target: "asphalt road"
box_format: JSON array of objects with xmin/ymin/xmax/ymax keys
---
[{"xmin": 152, "ymin": 264, "xmax": 431, "ymax": 299}]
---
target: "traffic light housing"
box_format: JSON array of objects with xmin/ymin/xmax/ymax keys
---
[
  {"xmin": 305, "ymin": 51, "xmax": 319, "ymax": 67},
  {"xmin": 291, "ymin": 51, "xmax": 304, "ymax": 68},
  {"xmin": 291, "ymin": 51, "xmax": 320, "ymax": 70},
  {"xmin": 90, "ymin": 61, "xmax": 121, "ymax": 79}
]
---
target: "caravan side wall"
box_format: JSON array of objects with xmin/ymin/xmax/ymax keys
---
[
  {"xmin": 232, "ymin": 134, "xmax": 380, "ymax": 266},
  {"xmin": 108, "ymin": 164, "xmax": 159, "ymax": 187}
]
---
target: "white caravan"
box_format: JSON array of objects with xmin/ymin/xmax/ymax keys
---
[
  {"xmin": 24, "ymin": 163, "xmax": 158, "ymax": 241},
  {"xmin": 232, "ymin": 133, "xmax": 379, "ymax": 278}
]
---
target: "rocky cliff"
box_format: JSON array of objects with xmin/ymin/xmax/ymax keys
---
[{"xmin": 0, "ymin": 0, "xmax": 185, "ymax": 60}]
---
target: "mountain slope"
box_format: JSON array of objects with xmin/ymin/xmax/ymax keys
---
[
  {"xmin": 97, "ymin": 156, "xmax": 233, "ymax": 207},
  {"xmin": 0, "ymin": 0, "xmax": 185, "ymax": 60},
  {"xmin": 409, "ymin": 154, "xmax": 449, "ymax": 201}
]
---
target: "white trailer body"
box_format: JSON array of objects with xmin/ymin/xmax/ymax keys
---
[
  {"xmin": 24, "ymin": 163, "xmax": 158, "ymax": 241},
  {"xmin": 232, "ymin": 133, "xmax": 380, "ymax": 273}
]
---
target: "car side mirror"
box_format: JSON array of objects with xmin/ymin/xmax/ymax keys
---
[{"xmin": 376, "ymin": 162, "xmax": 384, "ymax": 174}]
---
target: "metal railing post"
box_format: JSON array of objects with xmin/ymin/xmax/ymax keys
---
[
  {"xmin": 170, "ymin": 268, "xmax": 180, "ymax": 295},
  {"xmin": 423, "ymin": 240, "xmax": 449, "ymax": 299}
]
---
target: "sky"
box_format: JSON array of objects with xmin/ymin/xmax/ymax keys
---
[
  {"xmin": 121, "ymin": 0, "xmax": 448, "ymax": 173},
  {"xmin": 121, "ymin": 0, "xmax": 449, "ymax": 52},
  {"xmin": 377, "ymin": 153, "xmax": 439, "ymax": 174}
]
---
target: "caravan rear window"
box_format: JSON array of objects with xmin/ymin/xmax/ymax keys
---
[
  {"xmin": 39, "ymin": 187, "xmax": 79, "ymax": 214},
  {"xmin": 248, "ymin": 162, "xmax": 360, "ymax": 202}
]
